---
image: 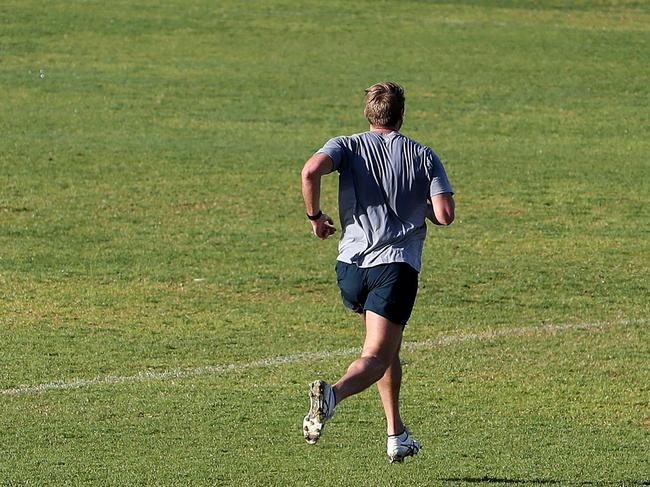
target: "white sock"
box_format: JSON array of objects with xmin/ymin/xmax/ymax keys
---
[{"xmin": 389, "ymin": 429, "xmax": 408, "ymax": 441}]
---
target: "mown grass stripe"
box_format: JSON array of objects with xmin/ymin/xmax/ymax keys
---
[{"xmin": 1, "ymin": 319, "xmax": 644, "ymax": 396}]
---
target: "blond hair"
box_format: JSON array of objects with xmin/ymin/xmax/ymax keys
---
[{"xmin": 364, "ymin": 82, "xmax": 405, "ymax": 128}]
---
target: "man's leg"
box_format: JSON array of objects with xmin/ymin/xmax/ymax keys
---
[
  {"xmin": 351, "ymin": 312, "xmax": 405, "ymax": 435},
  {"xmin": 376, "ymin": 345, "xmax": 404, "ymax": 436},
  {"xmin": 376, "ymin": 335, "xmax": 421, "ymax": 463},
  {"xmin": 304, "ymin": 310, "xmax": 401, "ymax": 444},
  {"xmin": 332, "ymin": 310, "xmax": 403, "ymax": 403}
]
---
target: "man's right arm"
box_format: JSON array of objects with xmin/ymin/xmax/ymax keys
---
[{"xmin": 301, "ymin": 152, "xmax": 336, "ymax": 239}]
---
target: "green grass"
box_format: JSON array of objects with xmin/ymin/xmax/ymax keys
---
[{"xmin": 1, "ymin": 0, "xmax": 649, "ymax": 485}]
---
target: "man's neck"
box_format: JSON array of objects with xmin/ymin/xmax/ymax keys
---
[{"xmin": 370, "ymin": 125, "xmax": 398, "ymax": 134}]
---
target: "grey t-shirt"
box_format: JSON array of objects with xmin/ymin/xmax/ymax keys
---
[{"xmin": 318, "ymin": 130, "xmax": 453, "ymax": 272}]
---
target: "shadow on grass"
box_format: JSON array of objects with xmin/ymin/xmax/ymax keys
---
[{"xmin": 439, "ymin": 477, "xmax": 650, "ymax": 486}]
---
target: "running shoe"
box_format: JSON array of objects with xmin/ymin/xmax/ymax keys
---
[
  {"xmin": 303, "ymin": 380, "xmax": 336, "ymax": 444},
  {"xmin": 387, "ymin": 427, "xmax": 421, "ymax": 463}
]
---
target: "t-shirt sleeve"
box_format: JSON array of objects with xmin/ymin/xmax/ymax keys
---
[
  {"xmin": 426, "ymin": 149, "xmax": 454, "ymax": 196},
  {"xmin": 317, "ymin": 136, "xmax": 350, "ymax": 172}
]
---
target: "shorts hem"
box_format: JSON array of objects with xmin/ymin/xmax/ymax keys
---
[{"xmin": 363, "ymin": 305, "xmax": 408, "ymax": 327}]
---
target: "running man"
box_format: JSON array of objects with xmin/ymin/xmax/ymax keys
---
[{"xmin": 300, "ymin": 82, "xmax": 455, "ymax": 463}]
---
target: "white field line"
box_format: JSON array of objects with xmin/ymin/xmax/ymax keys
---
[{"xmin": 1, "ymin": 319, "xmax": 645, "ymax": 396}]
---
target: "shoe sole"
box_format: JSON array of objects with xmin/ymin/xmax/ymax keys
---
[
  {"xmin": 389, "ymin": 451, "xmax": 415, "ymax": 463},
  {"xmin": 303, "ymin": 380, "xmax": 326, "ymax": 444}
]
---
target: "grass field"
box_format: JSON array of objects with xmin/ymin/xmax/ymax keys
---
[{"xmin": 1, "ymin": 0, "xmax": 649, "ymax": 485}]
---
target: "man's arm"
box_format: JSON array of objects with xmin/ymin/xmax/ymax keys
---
[
  {"xmin": 301, "ymin": 152, "xmax": 337, "ymax": 239},
  {"xmin": 426, "ymin": 192, "xmax": 455, "ymax": 226}
]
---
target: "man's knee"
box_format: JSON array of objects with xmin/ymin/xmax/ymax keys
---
[{"xmin": 360, "ymin": 353, "xmax": 392, "ymax": 376}]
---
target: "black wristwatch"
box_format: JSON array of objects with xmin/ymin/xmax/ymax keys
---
[{"xmin": 307, "ymin": 210, "xmax": 323, "ymax": 221}]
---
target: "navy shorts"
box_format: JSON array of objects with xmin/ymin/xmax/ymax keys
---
[{"xmin": 335, "ymin": 261, "xmax": 419, "ymax": 326}]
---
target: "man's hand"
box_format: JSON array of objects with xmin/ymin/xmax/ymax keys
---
[{"xmin": 311, "ymin": 212, "xmax": 336, "ymax": 239}]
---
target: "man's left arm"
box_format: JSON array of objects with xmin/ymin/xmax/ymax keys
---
[
  {"xmin": 424, "ymin": 148, "xmax": 454, "ymax": 226},
  {"xmin": 426, "ymin": 193, "xmax": 455, "ymax": 225},
  {"xmin": 301, "ymin": 152, "xmax": 336, "ymax": 239}
]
